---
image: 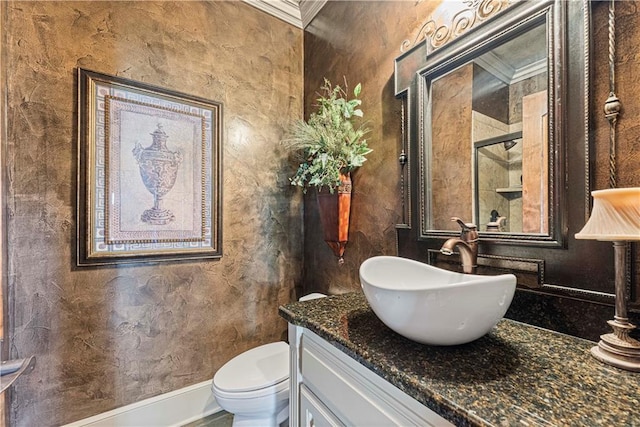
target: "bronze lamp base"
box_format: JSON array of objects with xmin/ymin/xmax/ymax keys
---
[{"xmin": 591, "ymin": 318, "xmax": 640, "ymax": 372}]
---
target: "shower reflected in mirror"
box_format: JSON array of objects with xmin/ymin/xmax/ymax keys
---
[{"xmin": 474, "ymin": 127, "xmax": 547, "ymax": 234}]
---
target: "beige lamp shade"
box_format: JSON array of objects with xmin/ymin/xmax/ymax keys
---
[{"xmin": 575, "ymin": 187, "xmax": 640, "ymax": 241}]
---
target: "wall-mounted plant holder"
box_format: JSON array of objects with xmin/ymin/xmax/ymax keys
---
[{"xmin": 317, "ymin": 173, "xmax": 352, "ymax": 265}]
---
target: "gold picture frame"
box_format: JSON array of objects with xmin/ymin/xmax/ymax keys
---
[{"xmin": 77, "ymin": 68, "xmax": 222, "ymax": 265}]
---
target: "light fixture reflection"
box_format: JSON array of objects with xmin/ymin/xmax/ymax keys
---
[{"xmin": 503, "ymin": 140, "xmax": 517, "ymax": 151}]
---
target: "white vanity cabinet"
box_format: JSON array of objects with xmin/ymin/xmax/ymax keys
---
[{"xmin": 288, "ymin": 325, "xmax": 454, "ymax": 427}]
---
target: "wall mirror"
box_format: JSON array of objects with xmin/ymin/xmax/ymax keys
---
[
  {"xmin": 435, "ymin": 20, "xmax": 549, "ymax": 235},
  {"xmin": 396, "ymin": 0, "xmax": 566, "ymax": 245},
  {"xmin": 395, "ymin": 1, "xmax": 617, "ymax": 306}
]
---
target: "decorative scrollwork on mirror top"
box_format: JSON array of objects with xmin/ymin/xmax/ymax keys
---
[{"xmin": 400, "ymin": 0, "xmax": 511, "ymax": 53}]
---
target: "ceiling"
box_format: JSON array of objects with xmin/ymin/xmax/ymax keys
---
[
  {"xmin": 242, "ymin": 0, "xmax": 328, "ymax": 28},
  {"xmin": 475, "ymin": 21, "xmax": 547, "ymax": 85}
]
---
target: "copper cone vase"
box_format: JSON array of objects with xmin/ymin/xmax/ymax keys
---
[{"xmin": 316, "ymin": 173, "xmax": 352, "ymax": 263}]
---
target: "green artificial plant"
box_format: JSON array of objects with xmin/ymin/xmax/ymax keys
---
[{"xmin": 284, "ymin": 78, "xmax": 372, "ymax": 193}]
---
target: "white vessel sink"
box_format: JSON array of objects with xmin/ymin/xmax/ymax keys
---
[{"xmin": 359, "ymin": 256, "xmax": 516, "ymax": 346}]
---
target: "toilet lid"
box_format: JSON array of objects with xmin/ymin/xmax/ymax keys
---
[{"xmin": 214, "ymin": 341, "xmax": 289, "ymax": 392}]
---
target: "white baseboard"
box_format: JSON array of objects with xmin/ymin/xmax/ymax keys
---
[{"xmin": 63, "ymin": 380, "xmax": 222, "ymax": 427}]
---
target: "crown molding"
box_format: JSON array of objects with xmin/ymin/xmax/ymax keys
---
[
  {"xmin": 243, "ymin": 0, "xmax": 302, "ymax": 27},
  {"xmin": 475, "ymin": 53, "xmax": 546, "ymax": 86},
  {"xmin": 510, "ymin": 58, "xmax": 547, "ymax": 84},
  {"xmin": 474, "ymin": 51, "xmax": 515, "ymax": 85},
  {"xmin": 300, "ymin": 0, "xmax": 328, "ymax": 28},
  {"xmin": 242, "ymin": 0, "xmax": 326, "ymax": 29}
]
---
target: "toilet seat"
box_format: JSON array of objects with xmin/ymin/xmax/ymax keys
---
[
  {"xmin": 213, "ymin": 341, "xmax": 289, "ymax": 396},
  {"xmin": 213, "ymin": 378, "xmax": 289, "ymax": 400}
]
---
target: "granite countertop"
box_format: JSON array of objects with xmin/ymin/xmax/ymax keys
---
[{"xmin": 279, "ymin": 292, "xmax": 640, "ymax": 427}]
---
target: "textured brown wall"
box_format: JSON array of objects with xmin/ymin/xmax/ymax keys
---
[
  {"xmin": 431, "ymin": 63, "xmax": 474, "ymax": 230},
  {"xmin": 472, "ymin": 64, "xmax": 509, "ymax": 124},
  {"xmin": 592, "ymin": 1, "xmax": 640, "ymax": 298},
  {"xmin": 2, "ymin": 1, "xmax": 303, "ymax": 425},
  {"xmin": 303, "ymin": 2, "xmax": 640, "ymax": 314},
  {"xmin": 3, "ymin": 0, "xmax": 640, "ymax": 424},
  {"xmin": 593, "ymin": 1, "xmax": 640, "ymax": 191},
  {"xmin": 302, "ymin": 1, "xmax": 487, "ymax": 294},
  {"xmin": 302, "ymin": 1, "xmax": 432, "ymax": 294}
]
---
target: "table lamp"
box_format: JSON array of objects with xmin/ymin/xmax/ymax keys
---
[{"xmin": 575, "ymin": 187, "xmax": 640, "ymax": 371}]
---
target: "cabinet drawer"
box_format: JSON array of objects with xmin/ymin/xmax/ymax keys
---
[
  {"xmin": 300, "ymin": 384, "xmax": 344, "ymax": 427},
  {"xmin": 300, "ymin": 331, "xmax": 453, "ymax": 426}
]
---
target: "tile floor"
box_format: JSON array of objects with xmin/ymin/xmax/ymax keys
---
[{"xmin": 183, "ymin": 411, "xmax": 233, "ymax": 427}]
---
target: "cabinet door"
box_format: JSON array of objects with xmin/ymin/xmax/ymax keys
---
[
  {"xmin": 300, "ymin": 385, "xmax": 344, "ymax": 427},
  {"xmin": 300, "ymin": 330, "xmax": 453, "ymax": 426}
]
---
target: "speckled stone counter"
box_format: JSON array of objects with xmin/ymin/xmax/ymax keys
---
[{"xmin": 279, "ymin": 292, "xmax": 640, "ymax": 427}]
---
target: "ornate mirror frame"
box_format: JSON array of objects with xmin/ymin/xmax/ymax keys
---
[
  {"xmin": 393, "ymin": 1, "xmax": 624, "ymax": 307},
  {"xmin": 397, "ymin": 0, "xmax": 565, "ymax": 245}
]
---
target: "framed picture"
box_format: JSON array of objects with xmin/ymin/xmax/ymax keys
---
[{"xmin": 77, "ymin": 68, "xmax": 222, "ymax": 265}]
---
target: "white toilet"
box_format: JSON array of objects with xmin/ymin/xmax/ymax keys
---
[{"xmin": 212, "ymin": 293, "xmax": 326, "ymax": 427}]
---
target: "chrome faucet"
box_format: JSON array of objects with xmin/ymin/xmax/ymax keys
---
[{"xmin": 440, "ymin": 217, "xmax": 478, "ymax": 274}]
